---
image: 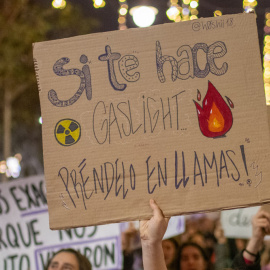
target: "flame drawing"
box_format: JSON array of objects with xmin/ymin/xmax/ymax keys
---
[{"xmin": 194, "ymin": 81, "xmax": 233, "ymax": 138}]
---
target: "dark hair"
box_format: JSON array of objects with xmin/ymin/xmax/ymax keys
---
[
  {"xmin": 162, "ymin": 238, "xmax": 180, "ymax": 269},
  {"xmin": 45, "ymin": 248, "xmax": 92, "ymax": 270},
  {"xmin": 177, "ymin": 242, "xmax": 210, "ymax": 270},
  {"xmin": 188, "ymin": 231, "xmax": 205, "ymax": 245},
  {"xmin": 163, "ymin": 237, "xmax": 180, "ymax": 250}
]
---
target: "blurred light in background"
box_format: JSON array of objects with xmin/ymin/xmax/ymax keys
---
[
  {"xmin": 214, "ymin": 10, "xmax": 222, "ymax": 17},
  {"xmin": 39, "ymin": 116, "xmax": 43, "ymax": 125},
  {"xmin": 190, "ymin": 15, "xmax": 198, "ymax": 20},
  {"xmin": 166, "ymin": 6, "xmax": 180, "ymax": 21},
  {"xmin": 52, "ymin": 0, "xmax": 66, "ymax": 9},
  {"xmin": 166, "ymin": 0, "xmax": 200, "ymax": 22},
  {"xmin": 118, "ymin": 0, "xmax": 128, "ymax": 30},
  {"xmin": 0, "ymin": 154, "xmax": 22, "ymax": 179},
  {"xmin": 264, "ymin": 12, "xmax": 270, "ymax": 104},
  {"xmin": 130, "ymin": 6, "xmax": 158, "ymax": 28},
  {"xmin": 182, "ymin": 7, "xmax": 190, "ymax": 16},
  {"xmin": 166, "ymin": 0, "xmax": 181, "ymax": 22},
  {"xmin": 93, "ymin": 0, "xmax": 106, "ymax": 8},
  {"xmin": 243, "ymin": 0, "xmax": 257, "ymax": 13},
  {"xmin": 190, "ymin": 1, "xmax": 198, "ymax": 9},
  {"xmin": 119, "ymin": 6, "xmax": 128, "ymax": 15}
]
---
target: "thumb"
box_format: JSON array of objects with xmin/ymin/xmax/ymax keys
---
[{"xmin": 149, "ymin": 199, "xmax": 165, "ymax": 218}]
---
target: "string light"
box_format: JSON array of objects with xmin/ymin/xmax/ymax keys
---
[
  {"xmin": 190, "ymin": 15, "xmax": 198, "ymax": 20},
  {"xmin": 52, "ymin": 0, "xmax": 66, "ymax": 9},
  {"xmin": 130, "ymin": 6, "xmax": 158, "ymax": 28},
  {"xmin": 118, "ymin": 0, "xmax": 128, "ymax": 30},
  {"xmin": 93, "ymin": 0, "xmax": 105, "ymax": 9},
  {"xmin": 183, "ymin": 0, "xmax": 190, "ymax": 5},
  {"xmin": 190, "ymin": 1, "xmax": 198, "ymax": 9},
  {"xmin": 166, "ymin": 0, "xmax": 199, "ymax": 22},
  {"xmin": 243, "ymin": 0, "xmax": 257, "ymax": 13},
  {"xmin": 166, "ymin": 0, "xmax": 181, "ymax": 22},
  {"xmin": 264, "ymin": 11, "xmax": 270, "ymax": 105},
  {"xmin": 214, "ymin": 10, "xmax": 222, "ymax": 17},
  {"xmin": 188, "ymin": 0, "xmax": 199, "ymax": 21}
]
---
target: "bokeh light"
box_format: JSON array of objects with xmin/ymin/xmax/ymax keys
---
[
  {"xmin": 243, "ymin": 0, "xmax": 257, "ymax": 13},
  {"xmin": 0, "ymin": 154, "xmax": 22, "ymax": 178},
  {"xmin": 264, "ymin": 12, "xmax": 270, "ymax": 104},
  {"xmin": 166, "ymin": 6, "xmax": 180, "ymax": 21},
  {"xmin": 130, "ymin": 6, "xmax": 158, "ymax": 28},
  {"xmin": 93, "ymin": 0, "xmax": 105, "ymax": 8},
  {"xmin": 214, "ymin": 10, "xmax": 222, "ymax": 17},
  {"xmin": 52, "ymin": 0, "xmax": 66, "ymax": 9},
  {"xmin": 190, "ymin": 1, "xmax": 199, "ymax": 9},
  {"xmin": 118, "ymin": 0, "xmax": 128, "ymax": 30}
]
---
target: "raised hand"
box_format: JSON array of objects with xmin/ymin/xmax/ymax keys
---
[{"xmin": 140, "ymin": 199, "xmax": 170, "ymax": 270}]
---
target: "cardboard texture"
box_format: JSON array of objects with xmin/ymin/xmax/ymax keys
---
[{"xmin": 33, "ymin": 13, "xmax": 270, "ymax": 230}]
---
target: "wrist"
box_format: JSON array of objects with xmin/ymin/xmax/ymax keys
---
[
  {"xmin": 243, "ymin": 237, "xmax": 262, "ymax": 262},
  {"xmin": 243, "ymin": 249, "xmax": 258, "ymax": 263},
  {"xmin": 141, "ymin": 239, "xmax": 163, "ymax": 260},
  {"xmin": 246, "ymin": 236, "xmax": 263, "ymax": 254},
  {"xmin": 141, "ymin": 239, "xmax": 167, "ymax": 270},
  {"xmin": 141, "ymin": 238, "xmax": 162, "ymax": 247},
  {"xmin": 244, "ymin": 249, "xmax": 258, "ymax": 257}
]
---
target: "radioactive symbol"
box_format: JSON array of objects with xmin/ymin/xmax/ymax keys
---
[{"xmin": 54, "ymin": 119, "xmax": 81, "ymax": 146}]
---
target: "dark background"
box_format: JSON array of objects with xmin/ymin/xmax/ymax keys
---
[{"xmin": 67, "ymin": 0, "xmax": 270, "ymax": 57}]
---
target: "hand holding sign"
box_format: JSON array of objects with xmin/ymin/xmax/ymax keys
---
[
  {"xmin": 140, "ymin": 199, "xmax": 170, "ymax": 244},
  {"xmin": 252, "ymin": 209, "xmax": 270, "ymax": 237},
  {"xmin": 140, "ymin": 199, "xmax": 169, "ymax": 270},
  {"xmin": 243, "ymin": 208, "xmax": 270, "ymax": 261},
  {"xmin": 230, "ymin": 208, "xmax": 270, "ymax": 269}
]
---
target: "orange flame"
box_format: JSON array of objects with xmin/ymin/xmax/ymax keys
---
[{"xmin": 208, "ymin": 102, "xmax": 225, "ymax": 132}]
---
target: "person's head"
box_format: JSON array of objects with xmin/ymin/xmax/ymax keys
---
[
  {"xmin": 45, "ymin": 248, "xmax": 92, "ymax": 270},
  {"xmin": 178, "ymin": 242, "xmax": 209, "ymax": 270},
  {"xmin": 188, "ymin": 232, "xmax": 206, "ymax": 249},
  {"xmin": 235, "ymin": 238, "xmax": 248, "ymax": 251},
  {"xmin": 162, "ymin": 238, "xmax": 179, "ymax": 268}
]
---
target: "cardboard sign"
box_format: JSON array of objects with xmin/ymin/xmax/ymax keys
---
[
  {"xmin": 33, "ymin": 13, "xmax": 270, "ymax": 229},
  {"xmin": 221, "ymin": 207, "xmax": 259, "ymax": 239},
  {"xmin": 0, "ymin": 176, "xmax": 122, "ymax": 270}
]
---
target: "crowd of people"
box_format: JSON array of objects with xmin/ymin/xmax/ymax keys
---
[
  {"xmin": 46, "ymin": 200, "xmax": 270, "ymax": 270},
  {"xmin": 122, "ymin": 200, "xmax": 270, "ymax": 270}
]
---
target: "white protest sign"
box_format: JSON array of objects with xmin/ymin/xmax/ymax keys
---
[
  {"xmin": 221, "ymin": 206, "xmax": 259, "ymax": 239},
  {"xmin": 164, "ymin": 216, "xmax": 185, "ymax": 239},
  {"xmin": 0, "ymin": 175, "xmax": 122, "ymax": 270}
]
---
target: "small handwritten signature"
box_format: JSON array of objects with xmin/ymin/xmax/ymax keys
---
[
  {"xmin": 250, "ymin": 162, "xmax": 262, "ymax": 187},
  {"xmin": 192, "ymin": 18, "xmax": 234, "ymax": 32}
]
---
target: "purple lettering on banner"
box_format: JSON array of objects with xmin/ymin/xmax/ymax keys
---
[
  {"xmin": 20, "ymin": 209, "xmax": 48, "ymax": 218},
  {"xmin": 34, "ymin": 236, "xmax": 121, "ymax": 270}
]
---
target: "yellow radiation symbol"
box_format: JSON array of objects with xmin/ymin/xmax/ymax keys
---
[{"xmin": 55, "ymin": 119, "xmax": 81, "ymax": 146}]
